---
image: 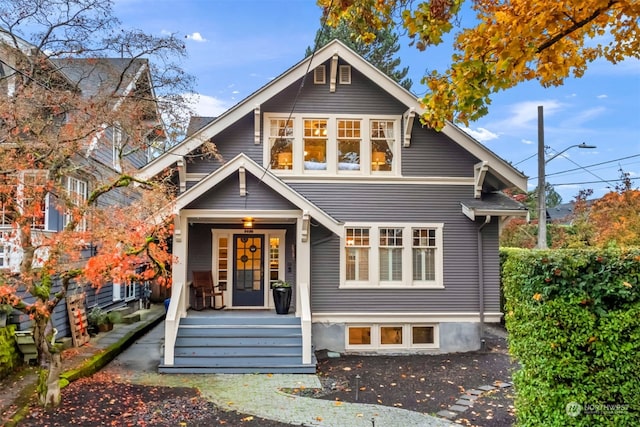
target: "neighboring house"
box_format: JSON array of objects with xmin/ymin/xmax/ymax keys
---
[
  {"xmin": 0, "ymin": 31, "xmax": 161, "ymax": 336},
  {"xmin": 138, "ymin": 40, "xmax": 528, "ymax": 373}
]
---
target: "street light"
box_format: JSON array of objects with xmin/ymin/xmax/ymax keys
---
[{"xmin": 536, "ymin": 106, "xmax": 596, "ymax": 249}]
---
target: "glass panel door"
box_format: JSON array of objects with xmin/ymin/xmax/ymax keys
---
[{"xmin": 232, "ymin": 234, "xmax": 264, "ymax": 306}]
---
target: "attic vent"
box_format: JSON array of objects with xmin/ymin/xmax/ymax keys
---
[
  {"xmin": 314, "ymin": 65, "xmax": 326, "ymax": 84},
  {"xmin": 339, "ymin": 65, "xmax": 351, "ymax": 84}
]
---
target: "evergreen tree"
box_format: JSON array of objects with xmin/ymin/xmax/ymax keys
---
[{"xmin": 306, "ymin": 20, "xmax": 412, "ymax": 91}]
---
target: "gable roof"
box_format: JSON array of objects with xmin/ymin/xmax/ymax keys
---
[
  {"xmin": 137, "ymin": 39, "xmax": 526, "ymax": 192},
  {"xmin": 175, "ymin": 153, "xmax": 342, "ymax": 235}
]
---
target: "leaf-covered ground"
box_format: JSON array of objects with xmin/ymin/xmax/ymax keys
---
[
  {"xmin": 306, "ymin": 325, "xmax": 516, "ymax": 427},
  {"xmin": 16, "ymin": 326, "xmax": 515, "ymax": 426}
]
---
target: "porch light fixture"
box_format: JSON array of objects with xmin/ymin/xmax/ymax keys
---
[{"xmin": 243, "ymin": 217, "xmax": 253, "ymax": 228}]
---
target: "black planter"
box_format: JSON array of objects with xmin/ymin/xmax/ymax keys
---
[{"xmin": 272, "ymin": 287, "xmax": 292, "ymax": 315}]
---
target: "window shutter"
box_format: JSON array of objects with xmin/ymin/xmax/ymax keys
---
[
  {"xmin": 339, "ymin": 65, "xmax": 351, "ymax": 84},
  {"xmin": 314, "ymin": 66, "xmax": 326, "ymax": 84}
]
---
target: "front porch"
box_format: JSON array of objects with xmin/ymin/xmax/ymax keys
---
[{"xmin": 159, "ymin": 307, "xmax": 316, "ymax": 374}]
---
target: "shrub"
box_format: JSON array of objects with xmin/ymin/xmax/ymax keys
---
[{"xmin": 502, "ymin": 247, "xmax": 640, "ymax": 426}]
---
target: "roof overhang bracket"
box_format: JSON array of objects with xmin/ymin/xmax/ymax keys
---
[
  {"xmin": 474, "ymin": 161, "xmax": 489, "ymax": 198},
  {"xmin": 301, "ymin": 210, "xmax": 310, "ymax": 242},
  {"xmin": 254, "ymin": 105, "xmax": 260, "ymax": 144},
  {"xmin": 403, "ymin": 107, "xmax": 416, "ymax": 147},
  {"xmin": 177, "ymin": 158, "xmax": 186, "ymax": 193},
  {"xmin": 239, "ymin": 165, "xmax": 247, "ymax": 197},
  {"xmin": 329, "ymin": 52, "xmax": 338, "ymax": 93}
]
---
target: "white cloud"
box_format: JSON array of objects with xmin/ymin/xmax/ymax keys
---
[
  {"xmin": 186, "ymin": 32, "xmax": 207, "ymax": 42},
  {"xmin": 597, "ymin": 94, "xmax": 608, "ymax": 99},
  {"xmin": 185, "ymin": 94, "xmax": 229, "ymax": 117},
  {"xmin": 521, "ymin": 139, "xmax": 534, "ymax": 145},
  {"xmin": 461, "ymin": 126, "xmax": 499, "ymax": 142},
  {"xmin": 507, "ymin": 100, "xmax": 565, "ymax": 128}
]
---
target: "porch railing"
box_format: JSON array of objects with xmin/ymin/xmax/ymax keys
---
[
  {"xmin": 299, "ymin": 281, "xmax": 312, "ymax": 364},
  {"xmin": 164, "ymin": 281, "xmax": 186, "ymax": 366}
]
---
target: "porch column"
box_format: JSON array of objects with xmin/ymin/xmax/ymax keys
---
[
  {"xmin": 172, "ymin": 214, "xmax": 189, "ymax": 317},
  {"xmin": 295, "ymin": 213, "xmax": 311, "ymax": 316}
]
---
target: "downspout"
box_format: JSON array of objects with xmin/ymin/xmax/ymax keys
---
[{"xmin": 477, "ymin": 215, "xmax": 491, "ymax": 351}]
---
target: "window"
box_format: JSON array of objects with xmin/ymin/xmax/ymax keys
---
[
  {"xmin": 379, "ymin": 228, "xmax": 403, "ymax": 282},
  {"xmin": 371, "ymin": 120, "xmax": 394, "ymax": 172},
  {"xmin": 268, "ymin": 119, "xmax": 294, "ymax": 170},
  {"xmin": 413, "ymin": 228, "xmax": 437, "ymax": 281},
  {"xmin": 65, "ymin": 176, "xmax": 88, "ymax": 231},
  {"xmin": 19, "ymin": 171, "xmax": 48, "ymax": 230},
  {"xmin": 347, "ymin": 324, "xmax": 438, "ymax": 349},
  {"xmin": 337, "ymin": 119, "xmax": 361, "ymax": 171},
  {"xmin": 124, "ymin": 281, "xmax": 135, "ymax": 301},
  {"xmin": 265, "ymin": 114, "xmax": 399, "ymax": 176},
  {"xmin": 412, "ymin": 326, "xmax": 435, "ymax": 346},
  {"xmin": 303, "ymin": 119, "xmax": 327, "ymax": 171},
  {"xmin": 343, "ymin": 223, "xmax": 443, "ymax": 288},
  {"xmin": 345, "ymin": 227, "xmax": 369, "ymax": 281},
  {"xmin": 381, "ymin": 326, "xmax": 403, "ymax": 345},
  {"xmin": 348, "ymin": 326, "xmax": 371, "ymax": 346}
]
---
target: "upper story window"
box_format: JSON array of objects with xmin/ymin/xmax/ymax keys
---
[
  {"xmin": 18, "ymin": 171, "xmax": 48, "ymax": 230},
  {"xmin": 342, "ymin": 223, "xmax": 444, "ymax": 288},
  {"xmin": 65, "ymin": 176, "xmax": 88, "ymax": 231},
  {"xmin": 265, "ymin": 114, "xmax": 399, "ymax": 176}
]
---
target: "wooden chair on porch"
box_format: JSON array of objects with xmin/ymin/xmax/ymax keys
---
[{"xmin": 191, "ymin": 271, "xmax": 225, "ymax": 310}]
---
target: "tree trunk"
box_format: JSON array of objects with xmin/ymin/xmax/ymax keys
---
[
  {"xmin": 39, "ymin": 352, "xmax": 62, "ymax": 407},
  {"xmin": 33, "ymin": 314, "xmax": 62, "ymax": 407}
]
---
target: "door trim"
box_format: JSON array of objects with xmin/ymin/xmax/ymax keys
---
[{"xmin": 212, "ymin": 229, "xmax": 287, "ymax": 309}]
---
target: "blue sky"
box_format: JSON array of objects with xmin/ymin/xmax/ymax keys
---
[{"xmin": 115, "ymin": 0, "xmax": 640, "ymax": 202}]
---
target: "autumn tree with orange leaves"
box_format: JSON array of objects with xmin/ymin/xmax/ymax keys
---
[
  {"xmin": 319, "ymin": 0, "xmax": 640, "ymax": 130},
  {"xmin": 0, "ymin": 0, "xmax": 193, "ymax": 406}
]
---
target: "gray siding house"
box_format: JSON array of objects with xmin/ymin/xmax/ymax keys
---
[
  {"xmin": 0, "ymin": 32, "xmax": 157, "ymax": 335},
  {"xmin": 139, "ymin": 40, "xmax": 528, "ymax": 373}
]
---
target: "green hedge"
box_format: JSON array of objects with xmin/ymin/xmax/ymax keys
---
[
  {"xmin": 502, "ymin": 247, "xmax": 640, "ymax": 426},
  {"xmin": 0, "ymin": 325, "xmax": 21, "ymax": 380}
]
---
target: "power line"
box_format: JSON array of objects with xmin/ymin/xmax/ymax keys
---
[
  {"xmin": 549, "ymin": 176, "xmax": 640, "ymax": 186},
  {"xmin": 543, "ymin": 153, "xmax": 640, "ymax": 178}
]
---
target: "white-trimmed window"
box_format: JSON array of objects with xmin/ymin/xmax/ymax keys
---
[
  {"xmin": 345, "ymin": 227, "xmax": 369, "ymax": 281},
  {"xmin": 303, "ymin": 119, "xmax": 327, "ymax": 171},
  {"xmin": 268, "ymin": 118, "xmax": 294, "ymax": 170},
  {"xmin": 124, "ymin": 280, "xmax": 136, "ymax": 301},
  {"xmin": 65, "ymin": 176, "xmax": 88, "ymax": 231},
  {"xmin": 371, "ymin": 120, "xmax": 394, "ymax": 172},
  {"xmin": 337, "ymin": 119, "xmax": 361, "ymax": 171},
  {"xmin": 264, "ymin": 114, "xmax": 399, "ymax": 176},
  {"xmin": 347, "ymin": 324, "xmax": 438, "ymax": 350},
  {"xmin": 18, "ymin": 171, "xmax": 48, "ymax": 230},
  {"xmin": 343, "ymin": 223, "xmax": 443, "ymax": 288}
]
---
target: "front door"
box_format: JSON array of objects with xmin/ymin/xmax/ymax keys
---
[{"xmin": 232, "ymin": 234, "xmax": 264, "ymax": 306}]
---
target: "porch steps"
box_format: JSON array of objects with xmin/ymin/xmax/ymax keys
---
[{"xmin": 159, "ymin": 314, "xmax": 316, "ymax": 374}]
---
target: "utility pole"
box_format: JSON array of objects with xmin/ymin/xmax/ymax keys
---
[
  {"xmin": 536, "ymin": 106, "xmax": 596, "ymax": 249},
  {"xmin": 537, "ymin": 106, "xmax": 547, "ymax": 249}
]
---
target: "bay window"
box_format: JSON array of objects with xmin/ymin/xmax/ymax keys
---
[{"xmin": 343, "ymin": 223, "xmax": 443, "ymax": 288}]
